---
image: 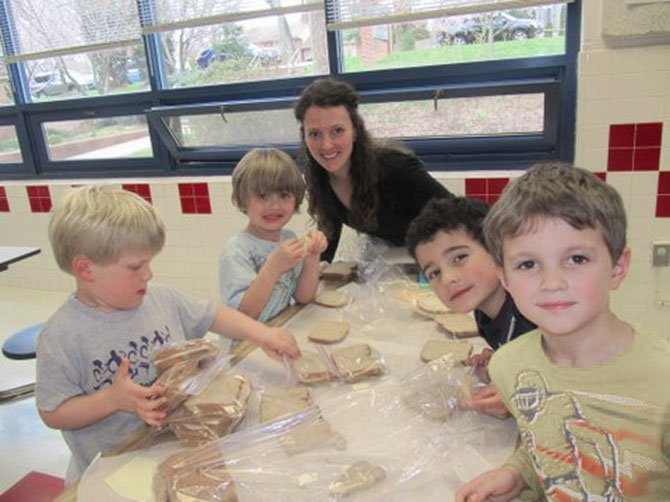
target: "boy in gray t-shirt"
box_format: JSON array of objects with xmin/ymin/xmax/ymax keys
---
[{"xmin": 36, "ymin": 186, "xmax": 300, "ymax": 485}]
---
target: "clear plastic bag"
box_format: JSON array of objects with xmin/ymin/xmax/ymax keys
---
[
  {"xmin": 288, "ymin": 344, "xmax": 387, "ymax": 385},
  {"xmin": 151, "ymin": 338, "xmax": 221, "ymax": 375},
  {"xmin": 399, "ymin": 354, "xmax": 477, "ymax": 423},
  {"xmin": 166, "ymin": 373, "xmax": 252, "ymax": 446},
  {"xmin": 146, "ymin": 379, "xmax": 517, "ymax": 501}
]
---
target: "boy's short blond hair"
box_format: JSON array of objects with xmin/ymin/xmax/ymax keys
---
[
  {"xmin": 49, "ymin": 185, "xmax": 166, "ymax": 274},
  {"xmin": 484, "ymin": 163, "xmax": 627, "ymax": 266},
  {"xmin": 231, "ymin": 148, "xmax": 305, "ymax": 212}
]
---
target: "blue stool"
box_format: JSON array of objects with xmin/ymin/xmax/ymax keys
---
[{"xmin": 2, "ymin": 323, "xmax": 42, "ymax": 360}]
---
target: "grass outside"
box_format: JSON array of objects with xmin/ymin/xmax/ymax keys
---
[{"xmin": 346, "ymin": 37, "xmax": 565, "ymax": 72}]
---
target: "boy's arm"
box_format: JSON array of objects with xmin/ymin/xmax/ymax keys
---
[
  {"xmin": 236, "ymin": 239, "xmax": 305, "ymax": 319},
  {"xmin": 455, "ymin": 464, "xmax": 527, "ymax": 502},
  {"xmin": 38, "ymin": 358, "xmax": 167, "ymax": 430},
  {"xmin": 209, "ymin": 304, "xmax": 300, "ymax": 359},
  {"xmin": 293, "ymin": 230, "xmax": 328, "ymax": 304}
]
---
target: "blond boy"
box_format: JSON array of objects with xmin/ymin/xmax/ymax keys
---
[{"xmin": 37, "ymin": 186, "xmax": 299, "ymax": 484}]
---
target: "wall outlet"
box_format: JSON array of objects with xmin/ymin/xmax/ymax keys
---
[{"xmin": 652, "ymin": 243, "xmax": 670, "ymax": 267}]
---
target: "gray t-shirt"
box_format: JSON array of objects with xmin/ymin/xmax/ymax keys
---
[
  {"xmin": 218, "ymin": 229, "xmax": 302, "ymax": 323},
  {"xmin": 35, "ymin": 283, "xmax": 217, "ymax": 484}
]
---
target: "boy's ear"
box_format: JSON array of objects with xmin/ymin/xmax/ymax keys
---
[
  {"xmin": 610, "ymin": 246, "xmax": 631, "ymax": 290},
  {"xmin": 72, "ymin": 255, "xmax": 94, "ymax": 281},
  {"xmin": 496, "ymin": 264, "xmax": 510, "ymax": 291}
]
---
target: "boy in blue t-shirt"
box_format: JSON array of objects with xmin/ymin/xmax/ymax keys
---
[{"xmin": 219, "ymin": 148, "xmax": 327, "ymax": 323}]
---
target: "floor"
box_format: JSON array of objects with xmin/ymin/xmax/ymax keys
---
[{"xmin": 0, "ymin": 286, "xmax": 71, "ymax": 494}]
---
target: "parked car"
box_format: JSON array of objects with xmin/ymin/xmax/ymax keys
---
[
  {"xmin": 196, "ymin": 43, "xmax": 280, "ymax": 69},
  {"xmin": 196, "ymin": 47, "xmax": 227, "ymax": 69},
  {"xmin": 30, "ymin": 71, "xmax": 95, "ymax": 98},
  {"xmin": 441, "ymin": 12, "xmax": 544, "ymax": 45}
]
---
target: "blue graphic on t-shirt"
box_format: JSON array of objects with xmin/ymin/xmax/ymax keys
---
[{"xmin": 91, "ymin": 325, "xmax": 172, "ymax": 390}]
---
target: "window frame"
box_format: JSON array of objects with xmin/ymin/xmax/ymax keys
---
[{"xmin": 0, "ymin": 0, "xmax": 581, "ymax": 180}]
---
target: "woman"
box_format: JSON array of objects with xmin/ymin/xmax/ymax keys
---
[{"xmin": 295, "ymin": 77, "xmax": 452, "ymax": 262}]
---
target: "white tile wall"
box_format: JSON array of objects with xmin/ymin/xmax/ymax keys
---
[{"xmin": 576, "ymin": 0, "xmax": 670, "ymax": 334}]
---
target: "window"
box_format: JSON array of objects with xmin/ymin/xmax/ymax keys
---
[
  {"xmin": 0, "ymin": 0, "xmax": 580, "ymax": 179},
  {"xmin": 43, "ymin": 115, "xmax": 151, "ymax": 161},
  {"xmin": 5, "ymin": 0, "xmax": 149, "ymax": 102},
  {"xmin": 0, "ymin": 125, "xmax": 21, "ymax": 163},
  {"xmin": 141, "ymin": 0, "xmax": 328, "ymax": 89}
]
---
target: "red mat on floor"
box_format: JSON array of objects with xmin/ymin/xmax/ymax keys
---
[{"xmin": 0, "ymin": 471, "xmax": 64, "ymax": 502}]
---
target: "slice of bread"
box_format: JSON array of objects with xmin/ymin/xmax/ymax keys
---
[
  {"xmin": 290, "ymin": 350, "xmax": 332, "ymax": 384},
  {"xmin": 416, "ymin": 293, "xmax": 450, "ymax": 315},
  {"xmin": 308, "ymin": 320, "xmax": 349, "ymax": 344},
  {"xmin": 434, "ymin": 313, "xmax": 479, "ymax": 338},
  {"xmin": 420, "ymin": 339, "xmax": 473, "ymax": 363},
  {"xmin": 260, "ymin": 386, "xmax": 313, "ymax": 424},
  {"xmin": 315, "ymin": 290, "xmax": 350, "ymax": 308},
  {"xmin": 329, "ymin": 460, "xmax": 386, "ymax": 496},
  {"xmin": 331, "ymin": 344, "xmax": 384, "ymax": 382}
]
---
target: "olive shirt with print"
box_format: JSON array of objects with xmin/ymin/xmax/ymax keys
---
[{"xmin": 321, "ymin": 148, "xmax": 452, "ymax": 262}]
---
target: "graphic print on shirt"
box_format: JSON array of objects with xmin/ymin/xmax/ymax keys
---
[
  {"xmin": 91, "ymin": 325, "xmax": 172, "ymax": 389},
  {"xmin": 510, "ymin": 370, "xmax": 659, "ymax": 501},
  {"xmin": 249, "ymin": 245, "xmax": 295, "ymax": 292}
]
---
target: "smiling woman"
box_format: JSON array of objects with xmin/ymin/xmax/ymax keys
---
[{"xmin": 294, "ymin": 77, "xmax": 454, "ymax": 262}]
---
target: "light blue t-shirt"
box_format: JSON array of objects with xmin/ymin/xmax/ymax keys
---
[{"xmin": 219, "ymin": 229, "xmax": 303, "ymax": 323}]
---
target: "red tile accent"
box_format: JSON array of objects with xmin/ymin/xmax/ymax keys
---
[
  {"xmin": 658, "ymin": 172, "xmax": 670, "ymax": 195},
  {"xmin": 0, "ymin": 186, "xmax": 9, "ymax": 212},
  {"xmin": 465, "ymin": 178, "xmax": 487, "ymax": 194},
  {"xmin": 180, "ymin": 196, "xmax": 196, "ymax": 214},
  {"xmin": 179, "ymin": 183, "xmax": 212, "ymax": 214},
  {"xmin": 607, "ymin": 148, "xmax": 634, "ymax": 171},
  {"xmin": 25, "ymin": 185, "xmax": 52, "ymax": 213},
  {"xmin": 633, "ymin": 147, "xmax": 661, "ymax": 171},
  {"xmin": 469, "ymin": 194, "xmax": 488, "ymax": 204},
  {"xmin": 656, "ymin": 195, "xmax": 670, "ymax": 218},
  {"xmin": 178, "ymin": 184, "xmax": 193, "ymax": 196},
  {"xmin": 195, "ymin": 197, "xmax": 212, "ymax": 214},
  {"xmin": 608, "ymin": 122, "xmax": 664, "ymax": 173},
  {"xmin": 593, "ymin": 172, "xmax": 607, "ymax": 182},
  {"xmin": 635, "ymin": 122, "xmax": 663, "ymax": 147},
  {"xmin": 488, "ymin": 194, "xmax": 500, "ymax": 205},
  {"xmin": 488, "ymin": 178, "xmax": 510, "ymax": 194},
  {"xmin": 609, "ymin": 124, "xmax": 635, "ymax": 148},
  {"xmin": 178, "ymin": 183, "xmax": 211, "ymax": 214},
  {"xmin": 0, "ymin": 471, "xmax": 65, "ymax": 502},
  {"xmin": 122, "ymin": 183, "xmax": 153, "ymax": 204},
  {"xmin": 0, "ymin": 471, "xmax": 64, "ymax": 501},
  {"xmin": 193, "ymin": 183, "xmax": 209, "ymax": 196}
]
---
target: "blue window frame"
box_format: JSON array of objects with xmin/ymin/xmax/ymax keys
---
[{"xmin": 0, "ymin": 0, "xmax": 580, "ymax": 180}]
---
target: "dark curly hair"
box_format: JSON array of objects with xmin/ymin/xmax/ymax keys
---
[
  {"xmin": 294, "ymin": 77, "xmax": 379, "ymax": 239},
  {"xmin": 406, "ymin": 196, "xmax": 491, "ymax": 260}
]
